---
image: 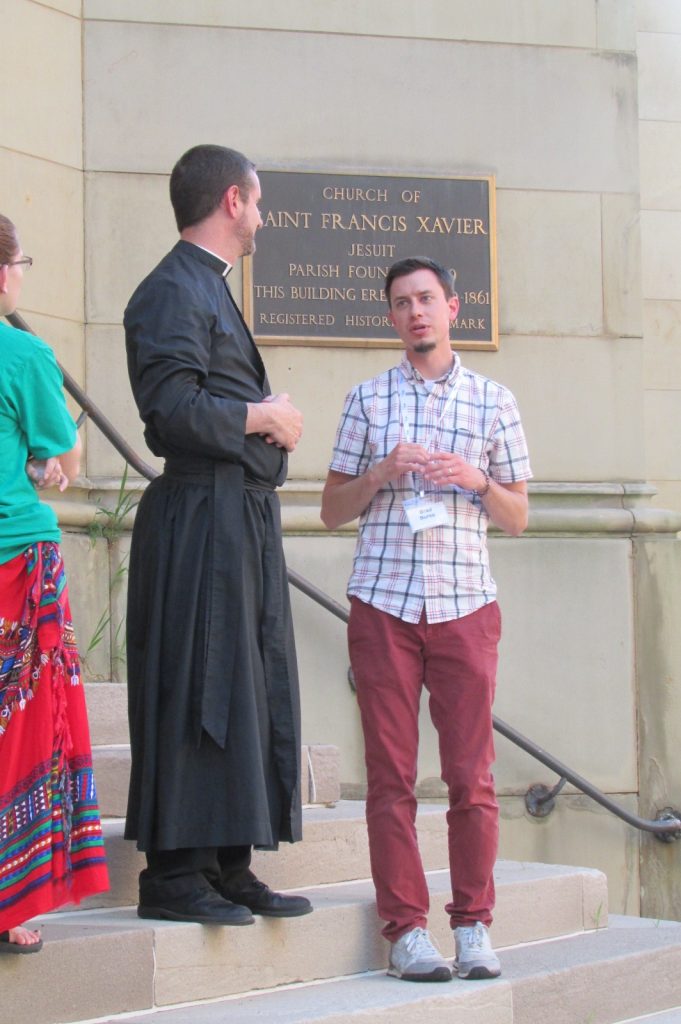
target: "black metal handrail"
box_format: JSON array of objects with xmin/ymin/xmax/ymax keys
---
[{"xmin": 7, "ymin": 309, "xmax": 681, "ymax": 841}]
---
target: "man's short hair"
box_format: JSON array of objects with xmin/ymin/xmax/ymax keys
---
[
  {"xmin": 384, "ymin": 257, "xmax": 457, "ymax": 305},
  {"xmin": 169, "ymin": 145, "xmax": 257, "ymax": 231}
]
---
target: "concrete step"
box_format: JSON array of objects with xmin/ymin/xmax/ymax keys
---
[
  {"xmin": 4, "ymin": 861, "xmax": 607, "ymax": 1024},
  {"xmin": 619, "ymin": 1012, "xmax": 681, "ymax": 1023},
  {"xmin": 48, "ymin": 917, "xmax": 681, "ymax": 1024},
  {"xmin": 90, "ymin": 742, "xmax": 341, "ymax": 818},
  {"xmin": 84, "ymin": 801, "xmax": 453, "ymax": 909},
  {"xmin": 85, "ymin": 682, "xmax": 129, "ymax": 746}
]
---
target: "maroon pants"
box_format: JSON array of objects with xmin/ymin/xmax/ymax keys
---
[{"xmin": 348, "ymin": 598, "xmax": 501, "ymax": 941}]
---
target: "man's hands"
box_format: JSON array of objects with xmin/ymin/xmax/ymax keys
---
[
  {"xmin": 246, "ymin": 393, "xmax": 303, "ymax": 452},
  {"xmin": 26, "ymin": 456, "xmax": 70, "ymax": 492},
  {"xmin": 421, "ymin": 451, "xmax": 487, "ymax": 493},
  {"xmin": 370, "ymin": 444, "xmax": 486, "ymax": 493},
  {"xmin": 369, "ymin": 442, "xmax": 431, "ymax": 487}
]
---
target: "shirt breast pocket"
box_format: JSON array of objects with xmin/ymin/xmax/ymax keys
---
[{"xmin": 449, "ymin": 427, "xmax": 489, "ymax": 467}]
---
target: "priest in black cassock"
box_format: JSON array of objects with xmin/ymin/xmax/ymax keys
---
[{"xmin": 123, "ymin": 144, "xmax": 312, "ymax": 925}]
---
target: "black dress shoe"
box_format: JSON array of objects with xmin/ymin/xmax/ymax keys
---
[
  {"xmin": 222, "ymin": 878, "xmax": 313, "ymax": 918},
  {"xmin": 138, "ymin": 886, "xmax": 255, "ymax": 925}
]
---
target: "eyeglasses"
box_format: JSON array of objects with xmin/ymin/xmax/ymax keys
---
[{"xmin": 8, "ymin": 257, "xmax": 32, "ymax": 270}]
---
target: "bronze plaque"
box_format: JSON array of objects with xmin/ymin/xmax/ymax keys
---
[{"xmin": 244, "ymin": 170, "xmax": 498, "ymax": 350}]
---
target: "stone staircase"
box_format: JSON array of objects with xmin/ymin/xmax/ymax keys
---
[
  {"xmin": 4, "ymin": 802, "xmax": 681, "ymax": 1024},
  {"xmin": 6, "ymin": 684, "xmax": 681, "ymax": 1024}
]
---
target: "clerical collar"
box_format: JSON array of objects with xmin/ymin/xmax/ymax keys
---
[
  {"xmin": 194, "ymin": 244, "xmax": 232, "ymax": 277},
  {"xmin": 178, "ymin": 239, "xmax": 233, "ymax": 277}
]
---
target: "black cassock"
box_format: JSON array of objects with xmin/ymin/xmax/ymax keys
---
[{"xmin": 123, "ymin": 240, "xmax": 302, "ymax": 852}]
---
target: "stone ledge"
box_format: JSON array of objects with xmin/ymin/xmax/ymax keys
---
[{"xmin": 54, "ymin": 481, "xmax": 681, "ymax": 537}]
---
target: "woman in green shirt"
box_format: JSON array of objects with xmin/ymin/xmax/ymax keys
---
[{"xmin": 0, "ymin": 215, "xmax": 108, "ymax": 954}]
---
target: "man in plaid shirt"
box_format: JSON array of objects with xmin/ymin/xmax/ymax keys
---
[{"xmin": 322, "ymin": 257, "xmax": 532, "ymax": 983}]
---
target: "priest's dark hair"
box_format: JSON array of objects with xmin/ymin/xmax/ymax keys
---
[
  {"xmin": 384, "ymin": 257, "xmax": 457, "ymax": 306},
  {"xmin": 170, "ymin": 144, "xmax": 257, "ymax": 232}
]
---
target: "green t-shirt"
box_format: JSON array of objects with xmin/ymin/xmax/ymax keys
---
[{"xmin": 0, "ymin": 321, "xmax": 77, "ymax": 564}]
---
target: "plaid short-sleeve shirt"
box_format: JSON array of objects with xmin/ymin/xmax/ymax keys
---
[{"xmin": 329, "ymin": 354, "xmax": 532, "ymax": 623}]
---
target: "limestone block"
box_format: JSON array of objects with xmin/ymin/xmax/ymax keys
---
[
  {"xmin": 602, "ymin": 193, "xmax": 642, "ymax": 338},
  {"xmin": 597, "ymin": 0, "xmax": 637, "ymax": 51},
  {"xmin": 644, "ymin": 300, "xmax": 681, "ymax": 391},
  {"xmin": 639, "ymin": 121, "xmax": 681, "ymax": 212},
  {"xmin": 85, "ymin": 682, "xmax": 129, "ymax": 745},
  {"xmin": 306, "ymin": 745, "xmax": 341, "ymax": 805},
  {"xmin": 82, "ymin": 821, "xmax": 143, "ymax": 910},
  {"xmin": 109, "ymin": 534, "xmax": 132, "ymax": 683},
  {"xmin": 2, "ymin": 921, "xmax": 153, "ymax": 1024},
  {"xmin": 85, "ymin": 324, "xmax": 161, "ymax": 481},
  {"xmin": 85, "ymin": 171, "xmax": 177, "ymax": 325},
  {"xmin": 3, "ymin": 0, "xmax": 82, "ymax": 167},
  {"xmin": 85, "ymin": 0, "xmax": 603, "ymax": 49},
  {"xmin": 498, "ymin": 793, "xmax": 640, "ymax": 916},
  {"xmin": 638, "ymin": 31, "xmax": 681, "ymax": 122},
  {"xmin": 491, "ymin": 862, "xmax": 608, "ymax": 948},
  {"xmin": 285, "ymin": 535, "xmax": 366, "ymax": 788},
  {"xmin": 60, "ymin": 529, "xmax": 112, "ymax": 682},
  {"xmin": 44, "ymin": 0, "xmax": 80, "ymax": 13},
  {"xmin": 15, "ymin": 311, "xmax": 85, "ymax": 425},
  {"xmin": 581, "ymin": 867, "xmax": 609, "ymax": 930},
  {"xmin": 83, "ymin": 22, "xmax": 638, "ymax": 194},
  {"xmin": 466, "ymin": 335, "xmax": 646, "ymax": 481},
  {"xmin": 151, "ymin": 893, "xmax": 386, "ymax": 1005},
  {"xmin": 125, "ymin": 860, "xmax": 614, "ymax": 1007},
  {"xmin": 642, "ymin": 211, "xmax": 681, "ymax": 302},
  {"xmin": 497, "ymin": 190, "xmax": 603, "ymax": 336},
  {"xmin": 491, "ymin": 537, "xmax": 637, "ymax": 793},
  {"xmin": 0, "ymin": 150, "xmax": 84, "ymax": 324},
  {"xmin": 300, "ymin": 743, "xmax": 310, "ymax": 804},
  {"xmin": 265, "ymin": 345, "xmax": 399, "ymax": 480},
  {"xmin": 453, "ymin": 534, "xmax": 636, "ymax": 791},
  {"xmin": 634, "ymin": 537, "xmax": 681, "ymax": 921},
  {"xmin": 647, "ymin": 480, "xmax": 681, "ymax": 516},
  {"xmin": 638, "ymin": 0, "xmax": 681, "ymax": 33},
  {"xmin": 93, "ymin": 745, "xmax": 131, "ymax": 818},
  {"xmin": 645, "ymin": 391, "xmax": 681, "ymax": 480}
]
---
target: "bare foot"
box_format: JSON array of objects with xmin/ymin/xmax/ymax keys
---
[{"xmin": 7, "ymin": 926, "xmax": 41, "ymax": 947}]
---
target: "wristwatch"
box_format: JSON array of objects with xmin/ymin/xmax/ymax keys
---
[{"xmin": 476, "ymin": 470, "xmax": 491, "ymax": 497}]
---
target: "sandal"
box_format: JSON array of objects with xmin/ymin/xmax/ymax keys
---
[{"xmin": 0, "ymin": 928, "xmax": 43, "ymax": 955}]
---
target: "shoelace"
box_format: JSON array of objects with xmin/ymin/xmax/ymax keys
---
[
  {"xmin": 462, "ymin": 923, "xmax": 486, "ymax": 951},
  {"xmin": 404, "ymin": 927, "xmax": 441, "ymax": 957}
]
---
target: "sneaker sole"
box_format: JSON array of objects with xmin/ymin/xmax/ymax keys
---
[
  {"xmin": 457, "ymin": 964, "xmax": 501, "ymax": 980},
  {"xmin": 387, "ymin": 966, "xmax": 453, "ymax": 982}
]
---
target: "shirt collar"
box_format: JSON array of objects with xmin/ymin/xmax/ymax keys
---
[{"xmin": 399, "ymin": 351, "xmax": 461, "ymax": 387}]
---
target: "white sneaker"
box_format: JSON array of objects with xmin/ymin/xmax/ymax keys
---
[
  {"xmin": 453, "ymin": 921, "xmax": 501, "ymax": 979},
  {"xmin": 387, "ymin": 926, "xmax": 452, "ymax": 982}
]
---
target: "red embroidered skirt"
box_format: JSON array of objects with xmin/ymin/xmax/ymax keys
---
[{"xmin": 0, "ymin": 543, "xmax": 109, "ymax": 931}]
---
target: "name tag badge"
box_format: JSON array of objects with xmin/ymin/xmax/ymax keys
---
[{"xmin": 403, "ymin": 497, "xmax": 449, "ymax": 533}]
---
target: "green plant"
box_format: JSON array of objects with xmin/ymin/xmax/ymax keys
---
[
  {"xmin": 591, "ymin": 901, "xmax": 605, "ymax": 929},
  {"xmin": 88, "ymin": 464, "xmax": 139, "ymax": 545},
  {"xmin": 83, "ymin": 465, "xmax": 139, "ymax": 678}
]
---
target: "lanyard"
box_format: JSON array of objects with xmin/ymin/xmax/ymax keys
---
[{"xmin": 397, "ymin": 371, "xmax": 462, "ymax": 497}]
